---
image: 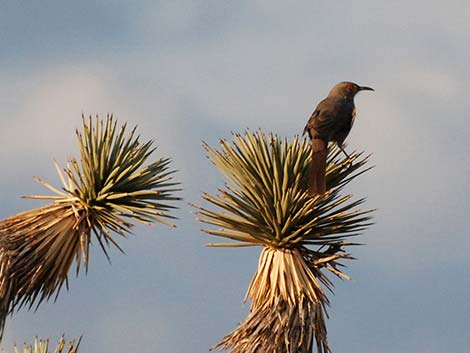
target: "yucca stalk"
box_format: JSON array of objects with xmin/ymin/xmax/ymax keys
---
[
  {"xmin": 0, "ymin": 115, "xmax": 180, "ymax": 337},
  {"xmin": 6, "ymin": 336, "xmax": 81, "ymax": 353},
  {"xmin": 194, "ymin": 131, "xmax": 373, "ymax": 353}
]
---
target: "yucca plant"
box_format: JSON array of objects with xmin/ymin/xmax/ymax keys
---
[
  {"xmin": 0, "ymin": 115, "xmax": 180, "ymax": 337},
  {"xmin": 194, "ymin": 131, "xmax": 373, "ymax": 353},
  {"xmin": 3, "ymin": 336, "xmax": 81, "ymax": 353}
]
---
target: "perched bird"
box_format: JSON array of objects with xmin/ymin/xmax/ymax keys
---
[{"xmin": 303, "ymin": 81, "xmax": 374, "ymax": 196}]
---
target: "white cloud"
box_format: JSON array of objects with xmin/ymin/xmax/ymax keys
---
[{"xmin": 0, "ymin": 66, "xmax": 117, "ymax": 164}]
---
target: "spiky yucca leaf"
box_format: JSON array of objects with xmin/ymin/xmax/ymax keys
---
[
  {"xmin": 7, "ymin": 336, "xmax": 81, "ymax": 353},
  {"xmin": 194, "ymin": 131, "xmax": 373, "ymax": 353},
  {"xmin": 0, "ymin": 115, "xmax": 180, "ymax": 338}
]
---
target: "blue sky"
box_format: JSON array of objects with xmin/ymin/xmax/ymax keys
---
[{"xmin": 1, "ymin": 1, "xmax": 470, "ymax": 352}]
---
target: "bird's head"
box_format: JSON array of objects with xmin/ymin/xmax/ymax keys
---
[{"xmin": 329, "ymin": 81, "xmax": 374, "ymax": 99}]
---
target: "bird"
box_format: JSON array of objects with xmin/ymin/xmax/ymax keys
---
[{"xmin": 303, "ymin": 81, "xmax": 374, "ymax": 196}]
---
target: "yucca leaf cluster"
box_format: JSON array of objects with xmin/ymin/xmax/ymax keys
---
[
  {"xmin": 0, "ymin": 115, "xmax": 180, "ymax": 337},
  {"xmin": 196, "ymin": 131, "xmax": 372, "ymax": 249},
  {"xmin": 4, "ymin": 336, "xmax": 80, "ymax": 353},
  {"xmin": 194, "ymin": 131, "xmax": 373, "ymax": 353}
]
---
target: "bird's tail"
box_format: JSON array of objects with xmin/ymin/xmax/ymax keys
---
[{"xmin": 308, "ymin": 139, "xmax": 327, "ymax": 196}]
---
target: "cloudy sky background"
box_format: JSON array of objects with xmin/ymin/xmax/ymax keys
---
[{"xmin": 1, "ymin": 1, "xmax": 469, "ymax": 352}]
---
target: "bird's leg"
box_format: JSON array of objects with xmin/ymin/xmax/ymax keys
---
[{"xmin": 337, "ymin": 144, "xmax": 353, "ymax": 168}]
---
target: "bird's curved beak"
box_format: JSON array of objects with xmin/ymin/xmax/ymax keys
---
[{"xmin": 359, "ymin": 86, "xmax": 374, "ymax": 91}]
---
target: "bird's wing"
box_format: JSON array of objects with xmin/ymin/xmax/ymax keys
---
[
  {"xmin": 304, "ymin": 98, "xmax": 339, "ymax": 138},
  {"xmin": 303, "ymin": 108, "xmax": 319, "ymax": 137}
]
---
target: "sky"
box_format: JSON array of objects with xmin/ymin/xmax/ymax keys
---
[{"xmin": 1, "ymin": 1, "xmax": 469, "ymax": 352}]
